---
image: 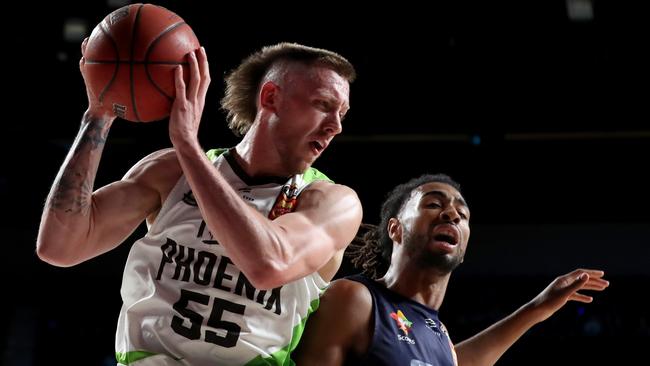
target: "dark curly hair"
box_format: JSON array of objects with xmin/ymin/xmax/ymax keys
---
[{"xmin": 347, "ymin": 174, "xmax": 462, "ymax": 279}]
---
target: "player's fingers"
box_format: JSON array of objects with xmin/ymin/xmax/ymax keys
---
[
  {"xmin": 187, "ymin": 50, "xmax": 200, "ymax": 101},
  {"xmin": 197, "ymin": 47, "xmax": 211, "ymax": 98},
  {"xmin": 175, "ymin": 66, "xmax": 186, "ymax": 100},
  {"xmin": 569, "ymin": 292, "xmax": 593, "ymax": 303},
  {"xmin": 81, "ymin": 37, "xmax": 89, "ymax": 55}
]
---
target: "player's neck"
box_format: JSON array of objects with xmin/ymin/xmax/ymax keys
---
[
  {"xmin": 380, "ymin": 265, "xmax": 451, "ymax": 310},
  {"xmin": 234, "ymin": 128, "xmax": 287, "ymax": 179}
]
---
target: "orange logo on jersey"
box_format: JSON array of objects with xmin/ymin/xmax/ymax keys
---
[{"xmin": 269, "ymin": 184, "xmax": 299, "ymax": 219}]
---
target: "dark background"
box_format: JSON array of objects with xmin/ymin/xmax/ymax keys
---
[{"xmin": 2, "ymin": 0, "xmax": 648, "ymax": 365}]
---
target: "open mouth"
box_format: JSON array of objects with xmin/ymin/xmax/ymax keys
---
[
  {"xmin": 310, "ymin": 141, "xmax": 325, "ymax": 154},
  {"xmin": 433, "ymin": 232, "xmax": 458, "ymax": 246}
]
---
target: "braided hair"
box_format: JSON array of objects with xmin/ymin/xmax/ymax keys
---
[{"xmin": 347, "ymin": 174, "xmax": 462, "ymax": 279}]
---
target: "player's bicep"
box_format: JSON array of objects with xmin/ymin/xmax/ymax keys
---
[
  {"xmin": 85, "ymin": 149, "xmax": 179, "ymax": 256},
  {"xmin": 89, "ymin": 178, "xmax": 159, "ymax": 247}
]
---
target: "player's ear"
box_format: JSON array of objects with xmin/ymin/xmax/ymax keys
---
[
  {"xmin": 387, "ymin": 218, "xmax": 402, "ymax": 244},
  {"xmin": 260, "ymin": 81, "xmax": 280, "ymax": 112}
]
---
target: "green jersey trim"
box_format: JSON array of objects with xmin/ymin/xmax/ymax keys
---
[
  {"xmin": 244, "ymin": 297, "xmax": 322, "ymax": 366},
  {"xmin": 206, "ymin": 148, "xmax": 332, "ymax": 184},
  {"xmin": 302, "ymin": 167, "xmax": 332, "ymax": 184},
  {"xmin": 115, "ymin": 350, "xmax": 158, "ymax": 365},
  {"xmin": 206, "ymin": 148, "xmax": 229, "ymax": 161}
]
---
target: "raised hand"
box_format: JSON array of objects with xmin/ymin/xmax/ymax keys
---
[
  {"xmin": 169, "ymin": 47, "xmax": 211, "ymax": 145},
  {"xmin": 79, "ymin": 37, "xmax": 115, "ymax": 120},
  {"xmin": 528, "ymin": 268, "xmax": 609, "ymax": 322}
]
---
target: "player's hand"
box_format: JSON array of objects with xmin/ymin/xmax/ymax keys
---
[
  {"xmin": 527, "ymin": 268, "xmax": 609, "ymax": 322},
  {"xmin": 169, "ymin": 47, "xmax": 211, "ymax": 145},
  {"xmin": 79, "ymin": 37, "xmax": 116, "ymax": 121}
]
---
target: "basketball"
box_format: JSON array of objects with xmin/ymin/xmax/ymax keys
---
[{"xmin": 83, "ymin": 4, "xmax": 200, "ymax": 122}]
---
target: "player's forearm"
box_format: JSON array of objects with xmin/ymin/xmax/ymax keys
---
[
  {"xmin": 173, "ymin": 139, "xmax": 292, "ymax": 288},
  {"xmin": 37, "ymin": 111, "xmax": 114, "ymax": 265},
  {"xmin": 455, "ymin": 302, "xmax": 543, "ymax": 366}
]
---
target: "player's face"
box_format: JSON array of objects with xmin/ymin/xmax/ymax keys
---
[
  {"xmin": 399, "ymin": 182, "xmax": 470, "ymax": 273},
  {"xmin": 271, "ymin": 65, "xmax": 350, "ymax": 174}
]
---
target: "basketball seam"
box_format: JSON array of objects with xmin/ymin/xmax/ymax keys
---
[
  {"xmin": 144, "ymin": 22, "xmax": 193, "ymax": 101},
  {"xmin": 96, "ymin": 22, "xmax": 121, "ymax": 106},
  {"xmin": 129, "ymin": 4, "xmax": 146, "ymax": 122}
]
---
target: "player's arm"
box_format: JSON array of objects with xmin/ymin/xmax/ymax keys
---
[
  {"xmin": 174, "ymin": 147, "xmax": 361, "ymax": 289},
  {"xmin": 37, "ymin": 38, "xmax": 183, "ymax": 267},
  {"xmin": 175, "ymin": 147, "xmax": 362, "ymax": 290},
  {"xmin": 292, "ymin": 279, "xmax": 373, "ymax": 366},
  {"xmin": 37, "ymin": 131, "xmax": 181, "ymax": 267},
  {"xmin": 455, "ymin": 269, "xmax": 609, "ymax": 366}
]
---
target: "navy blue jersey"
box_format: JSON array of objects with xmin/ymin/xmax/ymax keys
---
[{"xmin": 346, "ymin": 274, "xmax": 458, "ymax": 366}]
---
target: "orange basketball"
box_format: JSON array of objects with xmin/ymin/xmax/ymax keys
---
[{"xmin": 83, "ymin": 3, "xmax": 200, "ymax": 122}]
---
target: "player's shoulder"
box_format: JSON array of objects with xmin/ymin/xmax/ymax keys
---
[
  {"xmin": 304, "ymin": 179, "xmax": 360, "ymax": 202},
  {"xmin": 129, "ymin": 148, "xmax": 176, "ymax": 166},
  {"xmin": 299, "ymin": 181, "xmax": 362, "ymax": 227},
  {"xmin": 143, "ymin": 147, "xmax": 178, "ymax": 163},
  {"xmin": 317, "ymin": 277, "xmax": 374, "ymax": 344},
  {"xmin": 323, "ymin": 277, "xmax": 372, "ymax": 309},
  {"xmin": 124, "ymin": 148, "xmax": 181, "ymax": 182}
]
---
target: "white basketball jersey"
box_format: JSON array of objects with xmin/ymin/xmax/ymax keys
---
[{"xmin": 115, "ymin": 148, "xmax": 331, "ymax": 365}]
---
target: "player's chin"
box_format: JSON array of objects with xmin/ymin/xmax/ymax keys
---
[
  {"xmin": 286, "ymin": 158, "xmax": 313, "ymax": 176},
  {"xmin": 301, "ymin": 153, "xmax": 318, "ymax": 168},
  {"xmin": 297, "ymin": 160, "xmax": 314, "ymax": 174}
]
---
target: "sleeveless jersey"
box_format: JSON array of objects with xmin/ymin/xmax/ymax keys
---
[
  {"xmin": 346, "ymin": 275, "xmax": 458, "ymax": 366},
  {"xmin": 115, "ymin": 148, "xmax": 331, "ymax": 365}
]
